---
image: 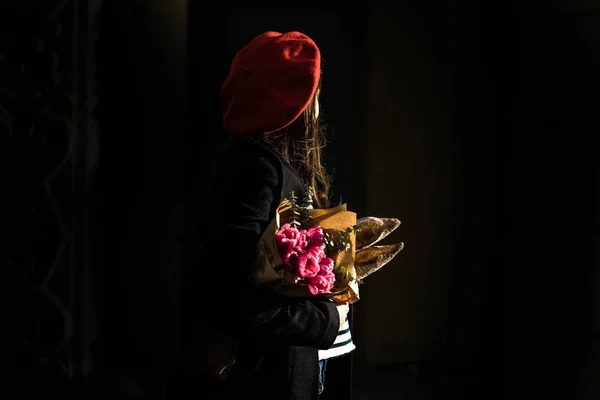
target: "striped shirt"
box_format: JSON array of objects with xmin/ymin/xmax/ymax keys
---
[{"xmin": 318, "ymin": 315, "xmax": 355, "ymax": 360}]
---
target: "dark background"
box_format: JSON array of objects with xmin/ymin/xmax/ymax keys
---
[{"xmin": 1, "ymin": 1, "xmax": 599, "ymax": 399}]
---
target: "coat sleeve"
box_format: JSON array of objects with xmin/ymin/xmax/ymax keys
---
[{"xmin": 213, "ymin": 154, "xmax": 339, "ymax": 350}]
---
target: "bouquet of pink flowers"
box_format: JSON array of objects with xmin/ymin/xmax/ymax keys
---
[{"xmin": 275, "ymin": 223, "xmax": 336, "ymax": 295}]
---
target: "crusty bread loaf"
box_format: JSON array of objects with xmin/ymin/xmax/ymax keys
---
[
  {"xmin": 355, "ymin": 216, "xmax": 401, "ymax": 250},
  {"xmin": 355, "ymin": 242, "xmax": 404, "ymax": 280}
]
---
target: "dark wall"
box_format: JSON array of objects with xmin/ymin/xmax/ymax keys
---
[
  {"xmin": 357, "ymin": 1, "xmax": 599, "ymax": 398},
  {"xmin": 96, "ymin": 1, "xmax": 187, "ymax": 398},
  {"xmin": 1, "ymin": 0, "xmax": 100, "ymax": 397},
  {"xmin": 498, "ymin": 3, "xmax": 598, "ymax": 398}
]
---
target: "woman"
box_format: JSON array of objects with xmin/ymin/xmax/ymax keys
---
[{"xmin": 166, "ymin": 31, "xmax": 353, "ymax": 400}]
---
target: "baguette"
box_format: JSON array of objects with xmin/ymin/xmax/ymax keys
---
[
  {"xmin": 355, "ymin": 242, "xmax": 404, "ymax": 280},
  {"xmin": 355, "ymin": 216, "xmax": 401, "ymax": 250}
]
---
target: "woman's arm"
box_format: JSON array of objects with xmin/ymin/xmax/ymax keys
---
[{"xmin": 210, "ymin": 153, "xmax": 339, "ymax": 349}]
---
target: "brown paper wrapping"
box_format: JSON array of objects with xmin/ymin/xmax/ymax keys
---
[{"xmin": 249, "ymin": 200, "xmax": 360, "ymax": 304}]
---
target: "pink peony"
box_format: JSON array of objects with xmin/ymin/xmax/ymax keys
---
[
  {"xmin": 307, "ymin": 242, "xmax": 326, "ymax": 260},
  {"xmin": 296, "ymin": 230, "xmax": 309, "ymax": 249},
  {"xmin": 295, "ymin": 246, "xmax": 323, "ymax": 278},
  {"xmin": 277, "ymin": 224, "xmax": 314, "ymax": 268},
  {"xmin": 276, "ymin": 224, "xmax": 311, "ymax": 250},
  {"xmin": 306, "ymin": 225, "xmax": 325, "ymax": 247},
  {"xmin": 275, "ymin": 224, "xmax": 302, "ymax": 253},
  {"xmin": 282, "ymin": 249, "xmax": 301, "ymax": 267},
  {"xmin": 307, "ymin": 271, "xmax": 336, "ymax": 295},
  {"xmin": 319, "ymin": 256, "xmax": 334, "ymax": 274}
]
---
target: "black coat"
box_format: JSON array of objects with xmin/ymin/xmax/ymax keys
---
[{"xmin": 166, "ymin": 136, "xmax": 341, "ymax": 400}]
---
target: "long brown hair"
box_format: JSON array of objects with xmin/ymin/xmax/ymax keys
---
[{"xmin": 259, "ymin": 80, "xmax": 332, "ymax": 208}]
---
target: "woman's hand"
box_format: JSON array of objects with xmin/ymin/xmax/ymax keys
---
[{"xmin": 335, "ymin": 303, "xmax": 349, "ymax": 328}]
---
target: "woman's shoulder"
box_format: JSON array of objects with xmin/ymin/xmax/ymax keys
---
[
  {"xmin": 222, "ymin": 136, "xmax": 307, "ymax": 197},
  {"xmin": 215, "ymin": 137, "xmax": 285, "ymax": 190},
  {"xmin": 225, "ymin": 137, "xmax": 281, "ymax": 167}
]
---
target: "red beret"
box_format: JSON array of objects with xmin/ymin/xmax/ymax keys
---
[{"xmin": 220, "ymin": 31, "xmax": 321, "ymax": 136}]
